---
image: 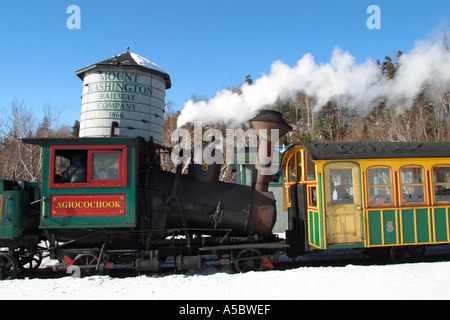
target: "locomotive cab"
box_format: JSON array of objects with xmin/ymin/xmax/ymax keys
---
[{"xmin": 23, "ymin": 136, "xmax": 149, "ymax": 234}]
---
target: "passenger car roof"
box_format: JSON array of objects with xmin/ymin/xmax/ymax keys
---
[{"xmin": 293, "ymin": 142, "xmax": 450, "ymax": 160}]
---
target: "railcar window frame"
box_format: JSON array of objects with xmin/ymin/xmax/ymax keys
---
[
  {"xmin": 400, "ymin": 165, "xmax": 426, "ymax": 206},
  {"xmin": 285, "ymin": 154, "xmax": 297, "ymax": 205},
  {"xmin": 308, "ymin": 185, "xmax": 317, "ymax": 207},
  {"xmin": 287, "ymin": 154, "xmax": 297, "ymax": 183},
  {"xmin": 49, "ymin": 145, "xmax": 128, "ymax": 188},
  {"xmin": 432, "ymin": 165, "xmax": 450, "ymax": 204},
  {"xmin": 89, "ymin": 150, "xmax": 122, "ymax": 183},
  {"xmin": 367, "ymin": 166, "xmax": 394, "ymax": 207},
  {"xmin": 329, "ymin": 168, "xmax": 355, "ymax": 205},
  {"xmin": 296, "ymin": 151, "xmax": 303, "ymax": 182},
  {"xmin": 304, "ymin": 151, "xmax": 316, "ymax": 181}
]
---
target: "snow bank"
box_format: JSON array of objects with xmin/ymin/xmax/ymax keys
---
[{"xmin": 1, "ymin": 261, "xmax": 449, "ymax": 300}]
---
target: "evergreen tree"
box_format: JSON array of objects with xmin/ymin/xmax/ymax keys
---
[
  {"xmin": 36, "ymin": 116, "xmax": 51, "ymax": 137},
  {"xmin": 245, "ymin": 74, "xmax": 253, "ymax": 85},
  {"xmin": 71, "ymin": 120, "xmax": 80, "ymax": 137}
]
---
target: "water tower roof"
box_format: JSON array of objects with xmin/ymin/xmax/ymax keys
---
[{"xmin": 76, "ymin": 51, "xmax": 171, "ymax": 89}]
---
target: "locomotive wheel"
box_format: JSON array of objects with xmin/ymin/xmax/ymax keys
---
[
  {"xmin": 16, "ymin": 250, "xmax": 43, "ymax": 271},
  {"xmin": 389, "ymin": 246, "xmax": 419, "ymax": 264},
  {"xmin": 233, "ymin": 249, "xmax": 263, "ymax": 273},
  {"xmin": 0, "ymin": 253, "xmax": 19, "ymax": 280},
  {"xmin": 73, "ymin": 253, "xmax": 100, "ymax": 277}
]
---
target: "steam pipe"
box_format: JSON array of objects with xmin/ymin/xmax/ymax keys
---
[{"xmin": 249, "ymin": 109, "xmax": 292, "ymax": 192}]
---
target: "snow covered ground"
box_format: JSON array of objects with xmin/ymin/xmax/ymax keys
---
[{"xmin": 1, "ymin": 246, "xmax": 450, "ymax": 300}]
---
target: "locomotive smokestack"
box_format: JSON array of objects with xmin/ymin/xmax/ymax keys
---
[{"xmin": 250, "ymin": 109, "xmax": 292, "ymax": 192}]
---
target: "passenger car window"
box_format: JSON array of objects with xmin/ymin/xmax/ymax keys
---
[
  {"xmin": 433, "ymin": 166, "xmax": 450, "ymax": 203},
  {"xmin": 309, "ymin": 186, "xmax": 317, "ymax": 207},
  {"xmin": 400, "ymin": 166, "xmax": 425, "ymax": 205},
  {"xmin": 296, "ymin": 152, "xmax": 303, "ymax": 182},
  {"xmin": 287, "ymin": 155, "xmax": 296, "ymax": 182},
  {"xmin": 305, "ymin": 151, "xmax": 316, "ymax": 181},
  {"xmin": 330, "ymin": 169, "xmax": 354, "ymax": 205},
  {"xmin": 367, "ymin": 167, "xmax": 392, "ymax": 206}
]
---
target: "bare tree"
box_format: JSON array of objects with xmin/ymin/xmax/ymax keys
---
[
  {"xmin": 161, "ymin": 100, "xmax": 180, "ymax": 173},
  {"xmin": 0, "ymin": 100, "xmax": 70, "ymax": 183}
]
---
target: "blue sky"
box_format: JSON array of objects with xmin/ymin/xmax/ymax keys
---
[{"xmin": 0, "ymin": 0, "xmax": 448, "ymax": 127}]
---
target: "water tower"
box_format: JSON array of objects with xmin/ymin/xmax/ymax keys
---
[{"xmin": 76, "ymin": 48, "xmax": 171, "ymax": 144}]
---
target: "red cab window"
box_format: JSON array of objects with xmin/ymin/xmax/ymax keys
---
[
  {"xmin": 88, "ymin": 150, "xmax": 122, "ymax": 183},
  {"xmin": 50, "ymin": 145, "xmax": 127, "ymax": 188}
]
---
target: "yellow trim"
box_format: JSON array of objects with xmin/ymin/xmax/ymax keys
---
[
  {"xmin": 395, "ymin": 210, "xmax": 399, "ymax": 244},
  {"xmin": 42, "ymin": 197, "xmax": 46, "ymax": 218},
  {"xmin": 432, "ymin": 207, "xmax": 436, "ymax": 242},
  {"xmin": 321, "ymin": 181, "xmax": 327, "ymax": 250},
  {"xmin": 428, "ymin": 208, "xmax": 432, "ymax": 243},
  {"xmin": 447, "ymin": 207, "xmax": 450, "ymax": 241},
  {"xmin": 311, "ymin": 211, "xmax": 314, "ymax": 247}
]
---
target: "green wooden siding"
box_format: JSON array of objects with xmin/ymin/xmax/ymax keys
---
[
  {"xmin": 401, "ymin": 209, "xmax": 416, "ymax": 244},
  {"xmin": 366, "ymin": 207, "xmax": 450, "ymax": 247},
  {"xmin": 308, "ymin": 210, "xmax": 321, "ymax": 248},
  {"xmin": 434, "ymin": 208, "xmax": 449, "ymax": 242},
  {"xmin": 382, "ymin": 210, "xmax": 397, "ymax": 245}
]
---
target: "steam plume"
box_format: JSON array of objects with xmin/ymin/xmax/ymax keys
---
[{"xmin": 177, "ymin": 36, "xmax": 450, "ymax": 128}]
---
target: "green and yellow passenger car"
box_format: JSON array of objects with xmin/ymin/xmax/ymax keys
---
[{"xmin": 282, "ymin": 142, "xmax": 450, "ymax": 261}]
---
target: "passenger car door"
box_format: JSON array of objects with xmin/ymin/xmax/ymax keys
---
[{"xmin": 324, "ymin": 162, "xmax": 362, "ymax": 245}]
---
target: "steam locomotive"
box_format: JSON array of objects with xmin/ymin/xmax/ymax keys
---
[{"xmin": 0, "ymin": 110, "xmax": 291, "ymax": 279}]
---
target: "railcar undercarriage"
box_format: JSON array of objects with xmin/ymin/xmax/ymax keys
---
[{"xmin": 46, "ymin": 228, "xmax": 288, "ymax": 276}]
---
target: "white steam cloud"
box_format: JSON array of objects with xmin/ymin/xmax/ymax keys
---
[{"xmin": 177, "ymin": 37, "xmax": 450, "ymax": 128}]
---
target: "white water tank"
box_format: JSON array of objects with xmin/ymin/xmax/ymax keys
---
[{"xmin": 76, "ymin": 50, "xmax": 171, "ymax": 144}]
